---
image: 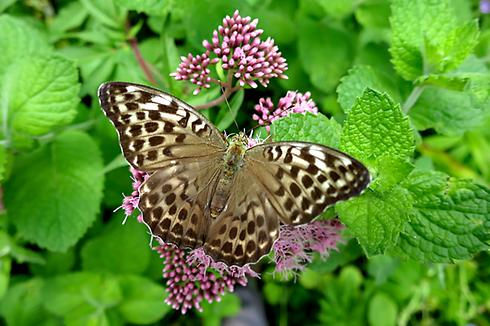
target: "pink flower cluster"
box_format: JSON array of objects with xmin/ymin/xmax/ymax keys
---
[
  {"xmin": 253, "ymin": 91, "xmax": 318, "ymax": 131},
  {"xmin": 121, "ymin": 167, "xmax": 149, "ymax": 222},
  {"xmin": 273, "ymin": 219, "xmax": 344, "ymax": 275},
  {"xmin": 156, "ymin": 244, "xmax": 258, "ymax": 314},
  {"xmin": 171, "ymin": 10, "xmax": 288, "ymax": 94}
]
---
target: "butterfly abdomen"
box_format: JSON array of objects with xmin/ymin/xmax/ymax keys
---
[{"xmin": 209, "ymin": 136, "xmax": 248, "ymax": 217}]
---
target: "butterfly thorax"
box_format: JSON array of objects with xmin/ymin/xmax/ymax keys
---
[{"xmin": 209, "ymin": 134, "xmax": 248, "ymax": 217}]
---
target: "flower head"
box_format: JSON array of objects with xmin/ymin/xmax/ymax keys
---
[
  {"xmin": 252, "ymin": 91, "xmax": 318, "ymax": 131},
  {"xmin": 272, "ymin": 219, "xmax": 344, "ymax": 275},
  {"xmin": 481, "ymin": 0, "xmax": 490, "ymax": 14},
  {"xmin": 120, "ymin": 167, "xmax": 149, "ymax": 222},
  {"xmin": 171, "ymin": 10, "xmax": 288, "ymax": 94},
  {"xmin": 156, "ymin": 243, "xmax": 258, "ymax": 314}
]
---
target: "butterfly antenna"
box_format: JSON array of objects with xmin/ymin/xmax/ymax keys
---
[{"xmin": 221, "ymin": 85, "xmax": 241, "ymax": 131}]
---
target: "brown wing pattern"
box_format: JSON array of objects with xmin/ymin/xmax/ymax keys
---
[
  {"xmin": 98, "ymin": 82, "xmax": 226, "ymax": 172},
  {"xmin": 245, "ymin": 142, "xmax": 371, "ymax": 225},
  {"xmin": 203, "ymin": 169, "xmax": 280, "ymax": 266},
  {"xmin": 139, "ymin": 156, "xmax": 222, "ymax": 249}
]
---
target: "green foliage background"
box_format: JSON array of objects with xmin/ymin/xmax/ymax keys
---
[{"xmin": 0, "ymin": 0, "xmax": 490, "ymax": 325}]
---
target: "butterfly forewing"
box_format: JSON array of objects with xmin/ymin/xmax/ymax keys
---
[
  {"xmin": 245, "ymin": 142, "xmax": 371, "ymax": 225},
  {"xmin": 98, "ymin": 82, "xmax": 371, "ymax": 267},
  {"xmin": 98, "ymin": 82, "xmax": 226, "ymax": 171}
]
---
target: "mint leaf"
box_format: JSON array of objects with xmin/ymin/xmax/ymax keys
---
[
  {"xmin": 392, "ymin": 170, "xmax": 490, "ymax": 262},
  {"xmin": 5, "ymin": 131, "xmax": 104, "ymax": 251},
  {"xmin": 81, "ymin": 215, "xmax": 151, "ymax": 274},
  {"xmin": 272, "ymin": 112, "xmax": 342, "ymax": 148},
  {"xmin": 117, "ymin": 275, "xmax": 170, "ymax": 324},
  {"xmin": 390, "ymin": 0, "xmax": 455, "ymax": 80},
  {"xmin": 410, "ymin": 86, "xmax": 484, "ymax": 136},
  {"xmin": 337, "ymin": 65, "xmax": 389, "ymax": 113},
  {"xmin": 371, "ymin": 157, "xmax": 414, "ymax": 192},
  {"xmin": 415, "ymin": 74, "xmax": 468, "ymax": 91},
  {"xmin": 0, "ymin": 15, "xmax": 50, "ymax": 76},
  {"xmin": 424, "ymin": 20, "xmax": 479, "ymax": 74},
  {"xmin": 340, "ymin": 89, "xmax": 414, "ymax": 164},
  {"xmin": 42, "ymin": 272, "xmax": 122, "ymax": 323},
  {"xmin": 337, "ymin": 186, "xmax": 412, "ymax": 255},
  {"xmin": 3, "ymin": 55, "xmax": 79, "ymax": 137},
  {"xmin": 298, "ymin": 17, "xmax": 354, "ymax": 92}
]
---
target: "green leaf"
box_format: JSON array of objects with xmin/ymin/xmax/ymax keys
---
[
  {"xmin": 340, "ymin": 89, "xmax": 414, "ymax": 165},
  {"xmin": 298, "ymin": 17, "xmax": 354, "ymax": 92},
  {"xmin": 318, "ymin": 266, "xmax": 365, "ymax": 325},
  {"xmin": 81, "ymin": 214, "xmax": 151, "ymax": 274},
  {"xmin": 355, "ymin": 0, "xmax": 391, "ymax": 29},
  {"xmin": 199, "ymin": 293, "xmax": 240, "ymax": 326},
  {"xmin": 315, "ymin": 0, "xmax": 356, "ymax": 20},
  {"xmin": 0, "ymin": 278, "xmax": 56, "ymax": 326},
  {"xmin": 30, "ymin": 250, "xmax": 75, "ymax": 277},
  {"xmin": 368, "ymin": 292, "xmax": 397, "ymax": 326},
  {"xmin": 272, "ymin": 112, "xmax": 342, "ymax": 148},
  {"xmin": 117, "ymin": 275, "xmax": 170, "ymax": 324},
  {"xmin": 0, "ymin": 144, "xmax": 6, "ymax": 182},
  {"xmin": 424, "ymin": 20, "xmax": 479, "ymax": 74},
  {"xmin": 367, "ymin": 255, "xmax": 399, "ymax": 284},
  {"xmin": 0, "ymin": 256, "xmax": 11, "ymax": 299},
  {"xmin": 337, "ymin": 186, "xmax": 412, "ymax": 255},
  {"xmin": 371, "ymin": 157, "xmax": 414, "ymax": 192},
  {"xmin": 5, "ymin": 130, "xmax": 104, "ymax": 251},
  {"xmin": 415, "ymin": 74, "xmax": 468, "ymax": 91},
  {"xmin": 390, "ymin": 0, "xmax": 455, "ymax": 80},
  {"xmin": 215, "ymin": 90, "xmax": 244, "ymax": 131},
  {"xmin": 42, "ymin": 272, "xmax": 122, "ymax": 324},
  {"xmin": 337, "ymin": 65, "xmax": 388, "ymax": 113},
  {"xmin": 409, "ymin": 86, "xmax": 484, "ymax": 136},
  {"xmin": 48, "ymin": 2, "xmax": 88, "ymax": 37},
  {"xmin": 0, "ymin": 0, "xmax": 16, "ymax": 12},
  {"xmin": 392, "ymin": 170, "xmax": 490, "ymax": 262},
  {"xmin": 80, "ymin": 0, "xmax": 126, "ymax": 29},
  {"xmin": 0, "ymin": 15, "xmax": 50, "ymax": 76},
  {"xmin": 2, "ymin": 55, "xmax": 80, "ymax": 137},
  {"xmin": 116, "ymin": 0, "xmax": 169, "ymax": 14}
]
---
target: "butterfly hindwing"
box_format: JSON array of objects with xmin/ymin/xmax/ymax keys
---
[
  {"xmin": 98, "ymin": 82, "xmax": 227, "ymax": 171},
  {"xmin": 139, "ymin": 156, "xmax": 222, "ymax": 249}
]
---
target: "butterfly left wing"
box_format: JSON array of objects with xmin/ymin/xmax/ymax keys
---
[
  {"xmin": 245, "ymin": 142, "xmax": 371, "ymax": 225},
  {"xmin": 203, "ymin": 142, "xmax": 370, "ymax": 266},
  {"xmin": 98, "ymin": 82, "xmax": 227, "ymax": 172}
]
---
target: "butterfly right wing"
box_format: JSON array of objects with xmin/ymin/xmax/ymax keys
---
[{"xmin": 98, "ymin": 82, "xmax": 227, "ymax": 172}]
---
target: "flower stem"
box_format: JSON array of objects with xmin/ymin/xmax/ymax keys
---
[
  {"xmin": 402, "ymin": 86, "xmax": 424, "ymax": 114},
  {"xmin": 195, "ymin": 71, "xmax": 241, "ymax": 110},
  {"xmin": 125, "ymin": 21, "xmax": 157, "ymax": 85}
]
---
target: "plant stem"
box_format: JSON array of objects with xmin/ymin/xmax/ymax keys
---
[
  {"xmin": 402, "ymin": 86, "xmax": 424, "ymax": 114},
  {"xmin": 195, "ymin": 71, "xmax": 240, "ymax": 110},
  {"xmin": 125, "ymin": 21, "xmax": 157, "ymax": 85}
]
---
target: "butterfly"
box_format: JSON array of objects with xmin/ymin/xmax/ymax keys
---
[{"xmin": 98, "ymin": 82, "xmax": 370, "ymax": 266}]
